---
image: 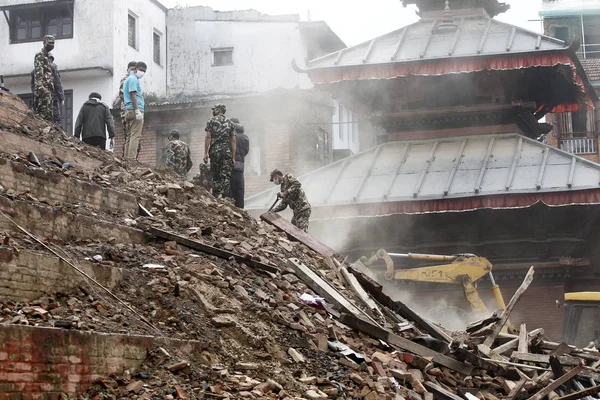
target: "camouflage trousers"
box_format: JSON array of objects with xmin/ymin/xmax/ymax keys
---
[
  {"xmin": 34, "ymin": 88, "xmax": 54, "ymax": 122},
  {"xmin": 53, "ymin": 99, "xmax": 61, "ymax": 125},
  {"xmin": 291, "ymin": 208, "xmax": 311, "ymax": 232},
  {"xmin": 210, "ymin": 154, "xmax": 232, "ymax": 198}
]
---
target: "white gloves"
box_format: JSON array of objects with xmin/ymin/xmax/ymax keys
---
[{"xmin": 135, "ymin": 109, "xmax": 143, "ymax": 121}]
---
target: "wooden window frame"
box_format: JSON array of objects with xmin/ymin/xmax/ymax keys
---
[
  {"xmin": 153, "ymin": 30, "xmax": 162, "ymax": 65},
  {"xmin": 9, "ymin": 3, "xmax": 74, "ymax": 44},
  {"xmin": 128, "ymin": 12, "xmax": 138, "ymax": 50}
]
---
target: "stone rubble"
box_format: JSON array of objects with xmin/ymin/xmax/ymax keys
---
[{"xmin": 2, "ymin": 92, "xmax": 600, "ymax": 399}]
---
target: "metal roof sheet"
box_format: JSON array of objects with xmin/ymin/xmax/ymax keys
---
[
  {"xmin": 245, "ymin": 134, "xmax": 600, "ymax": 210},
  {"xmin": 306, "ymin": 15, "xmax": 568, "ymax": 70}
]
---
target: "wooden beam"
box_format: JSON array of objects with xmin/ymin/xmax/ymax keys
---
[
  {"xmin": 511, "ymin": 352, "xmax": 582, "ymax": 366},
  {"xmin": 348, "ymin": 265, "xmax": 452, "ymax": 343},
  {"xmin": 335, "ymin": 260, "xmax": 384, "ymax": 319},
  {"xmin": 149, "ymin": 227, "xmax": 279, "ymax": 274},
  {"xmin": 507, "ymin": 379, "xmax": 527, "ymax": 400},
  {"xmin": 424, "ymin": 382, "xmax": 464, "ymax": 400},
  {"xmin": 340, "ymin": 313, "xmax": 472, "ymax": 375},
  {"xmin": 260, "ymin": 212, "xmax": 339, "ymax": 258},
  {"xmin": 483, "ymin": 266, "xmax": 535, "ymax": 348},
  {"xmin": 518, "ymin": 323, "xmax": 528, "ymax": 353},
  {"xmin": 493, "ymin": 328, "xmax": 543, "ymax": 355},
  {"xmin": 556, "ymin": 384, "xmax": 600, "ymax": 400},
  {"xmin": 526, "ymin": 365, "xmax": 584, "ymax": 400},
  {"xmin": 287, "ymin": 259, "xmax": 367, "ymax": 320}
]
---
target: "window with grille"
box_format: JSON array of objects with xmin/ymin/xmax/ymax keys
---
[
  {"xmin": 128, "ymin": 13, "xmax": 137, "ymax": 49},
  {"xmin": 212, "ymin": 48, "xmax": 233, "ymax": 66},
  {"xmin": 9, "ymin": 3, "xmax": 73, "ymax": 44},
  {"xmin": 153, "ymin": 31, "xmax": 161, "ymax": 65}
]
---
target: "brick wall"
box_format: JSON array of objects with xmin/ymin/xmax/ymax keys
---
[
  {"xmin": 0, "ymin": 197, "xmax": 149, "ymax": 245},
  {"xmin": 0, "ymin": 247, "xmax": 122, "ymax": 302},
  {"xmin": 0, "ymin": 325, "xmax": 205, "ymax": 398},
  {"xmin": 0, "ymin": 158, "xmax": 140, "ymax": 216}
]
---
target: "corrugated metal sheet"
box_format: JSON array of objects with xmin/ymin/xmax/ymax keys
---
[
  {"xmin": 245, "ymin": 134, "xmax": 600, "ymax": 210},
  {"xmin": 307, "ymin": 15, "xmax": 567, "ymax": 70}
]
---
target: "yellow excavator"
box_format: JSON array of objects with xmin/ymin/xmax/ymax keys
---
[
  {"xmin": 562, "ymin": 292, "xmax": 600, "ymax": 348},
  {"xmin": 355, "ymin": 250, "xmax": 600, "ymax": 346},
  {"xmin": 353, "ymin": 249, "xmax": 508, "ymax": 318}
]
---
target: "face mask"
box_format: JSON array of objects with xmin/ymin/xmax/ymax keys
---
[
  {"xmin": 273, "ymin": 179, "xmax": 280, "ymax": 185},
  {"xmin": 45, "ymin": 44, "xmax": 54, "ymax": 52},
  {"xmin": 136, "ymin": 71, "xmax": 145, "ymax": 79},
  {"xmin": 128, "ymin": 69, "xmax": 136, "ymax": 75}
]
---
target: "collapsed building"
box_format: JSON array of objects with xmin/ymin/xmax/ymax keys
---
[
  {"xmin": 4, "ymin": 87, "xmax": 600, "ymax": 400},
  {"xmin": 245, "ymin": 0, "xmax": 600, "ymax": 341}
]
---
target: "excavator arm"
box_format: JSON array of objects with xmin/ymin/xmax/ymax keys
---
[{"xmin": 358, "ymin": 249, "xmax": 506, "ymax": 316}]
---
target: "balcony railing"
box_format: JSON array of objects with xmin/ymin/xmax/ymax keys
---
[{"xmin": 560, "ymin": 137, "xmax": 598, "ymax": 155}]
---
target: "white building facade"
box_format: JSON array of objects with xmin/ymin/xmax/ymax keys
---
[
  {"xmin": 166, "ymin": 7, "xmax": 344, "ymax": 96},
  {"xmin": 0, "ymin": 0, "xmax": 167, "ymax": 134}
]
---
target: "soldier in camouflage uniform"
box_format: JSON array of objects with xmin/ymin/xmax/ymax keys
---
[
  {"xmin": 117, "ymin": 61, "xmax": 138, "ymax": 157},
  {"xmin": 49, "ymin": 55, "xmax": 65, "ymax": 126},
  {"xmin": 166, "ymin": 129, "xmax": 193, "ymax": 177},
  {"xmin": 203, "ymin": 104, "xmax": 236, "ymax": 198},
  {"xmin": 270, "ymin": 169, "xmax": 312, "ymax": 232},
  {"xmin": 33, "ymin": 35, "xmax": 55, "ymax": 122}
]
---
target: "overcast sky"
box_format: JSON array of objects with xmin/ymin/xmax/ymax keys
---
[{"xmin": 160, "ymin": 0, "xmax": 543, "ymax": 46}]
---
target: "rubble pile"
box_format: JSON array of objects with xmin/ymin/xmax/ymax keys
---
[{"xmin": 2, "ymin": 92, "xmax": 600, "ymax": 400}]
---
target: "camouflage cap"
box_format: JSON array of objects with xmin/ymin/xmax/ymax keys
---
[
  {"xmin": 270, "ymin": 169, "xmax": 283, "ymax": 182},
  {"xmin": 44, "ymin": 35, "xmax": 55, "ymax": 43},
  {"xmin": 169, "ymin": 129, "xmax": 180, "ymax": 135},
  {"xmin": 211, "ymin": 103, "xmax": 226, "ymax": 112}
]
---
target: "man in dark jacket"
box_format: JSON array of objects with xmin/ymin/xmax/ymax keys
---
[
  {"xmin": 74, "ymin": 92, "xmax": 115, "ymax": 149},
  {"xmin": 230, "ymin": 118, "xmax": 249, "ymax": 208}
]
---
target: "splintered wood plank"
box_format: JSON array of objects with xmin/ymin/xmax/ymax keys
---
[
  {"xmin": 287, "ymin": 258, "xmax": 364, "ymax": 318},
  {"xmin": 483, "ymin": 267, "xmax": 535, "ymax": 348},
  {"xmin": 348, "ymin": 265, "xmax": 451, "ymax": 343},
  {"xmin": 518, "ymin": 323, "xmax": 528, "ymax": 353},
  {"xmin": 556, "ymin": 383, "xmax": 600, "ymax": 400},
  {"xmin": 525, "ymin": 365, "xmax": 584, "ymax": 400},
  {"xmin": 340, "ymin": 313, "xmax": 473, "ymax": 375},
  {"xmin": 260, "ymin": 212, "xmax": 339, "ymax": 258},
  {"xmin": 424, "ymin": 382, "xmax": 464, "ymax": 400},
  {"xmin": 149, "ymin": 227, "xmax": 279, "ymax": 273}
]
